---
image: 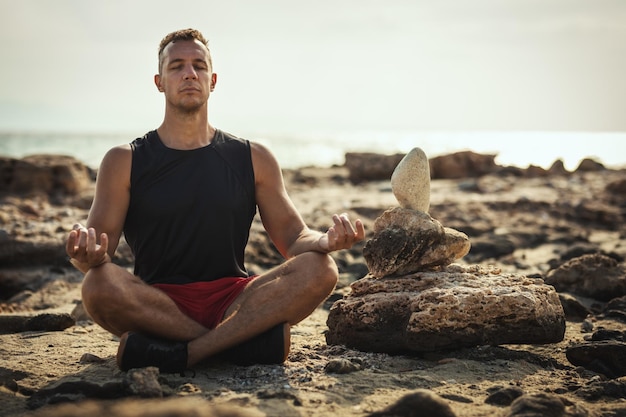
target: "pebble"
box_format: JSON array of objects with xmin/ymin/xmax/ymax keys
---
[
  {"xmin": 324, "ymin": 358, "xmax": 361, "ymax": 374},
  {"xmin": 79, "ymin": 353, "xmax": 106, "ymax": 364}
]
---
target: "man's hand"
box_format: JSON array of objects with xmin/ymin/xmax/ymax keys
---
[
  {"xmin": 66, "ymin": 223, "xmax": 111, "ymax": 273},
  {"xmin": 318, "ymin": 213, "xmax": 365, "ymax": 252}
]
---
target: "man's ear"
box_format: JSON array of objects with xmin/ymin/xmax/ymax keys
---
[
  {"xmin": 210, "ymin": 73, "xmax": 217, "ymax": 92},
  {"xmin": 154, "ymin": 74, "xmax": 163, "ymax": 92}
]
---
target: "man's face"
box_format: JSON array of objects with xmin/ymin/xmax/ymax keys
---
[{"xmin": 155, "ymin": 39, "xmax": 216, "ymax": 112}]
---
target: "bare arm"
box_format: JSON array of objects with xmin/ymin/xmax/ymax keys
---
[
  {"xmin": 251, "ymin": 142, "xmax": 364, "ymax": 259},
  {"xmin": 66, "ymin": 145, "xmax": 132, "ymax": 272}
]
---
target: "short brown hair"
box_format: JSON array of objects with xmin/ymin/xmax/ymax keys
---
[{"xmin": 158, "ymin": 28, "xmax": 211, "ymax": 72}]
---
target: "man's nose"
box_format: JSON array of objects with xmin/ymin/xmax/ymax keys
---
[{"xmin": 183, "ymin": 65, "xmax": 198, "ymax": 80}]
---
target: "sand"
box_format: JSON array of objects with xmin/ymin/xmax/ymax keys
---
[{"xmin": 1, "ymin": 164, "xmax": 626, "ymax": 416}]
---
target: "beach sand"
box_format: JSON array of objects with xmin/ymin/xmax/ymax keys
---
[{"xmin": 1, "ymin": 162, "xmax": 625, "ymax": 416}]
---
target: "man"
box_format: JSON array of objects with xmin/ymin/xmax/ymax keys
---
[{"xmin": 65, "ymin": 28, "xmax": 365, "ymax": 373}]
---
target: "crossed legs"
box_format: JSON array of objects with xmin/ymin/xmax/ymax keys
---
[{"xmin": 81, "ymin": 251, "xmax": 338, "ymax": 369}]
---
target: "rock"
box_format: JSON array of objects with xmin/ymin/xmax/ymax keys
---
[
  {"xmin": 576, "ymin": 158, "xmax": 606, "ymax": 172},
  {"xmin": 429, "ymin": 151, "xmax": 497, "ymax": 180},
  {"xmin": 363, "ymin": 208, "xmax": 470, "ymax": 278},
  {"xmin": 485, "ymin": 386, "xmax": 524, "ymax": 406},
  {"xmin": 507, "ymin": 393, "xmax": 589, "ymax": 417},
  {"xmin": 545, "ymin": 254, "xmax": 626, "ymax": 301},
  {"xmin": 344, "ymin": 152, "xmax": 405, "ymax": 183},
  {"xmin": 390, "ymin": 147, "xmax": 431, "ymax": 212},
  {"xmin": 525, "ymin": 164, "xmax": 548, "ymax": 178},
  {"xmin": 367, "ymin": 389, "xmax": 457, "ymax": 417},
  {"xmin": 590, "ymin": 329, "xmax": 626, "ymax": 342},
  {"xmin": 26, "ymin": 377, "xmax": 125, "ymax": 409},
  {"xmin": 429, "ymin": 228, "xmax": 471, "ymax": 266},
  {"xmin": 548, "ymin": 159, "xmax": 570, "ymax": 176},
  {"xmin": 558, "ymin": 293, "xmax": 591, "ymax": 322},
  {"xmin": 0, "ymin": 313, "xmax": 75, "ymax": 334},
  {"xmin": 79, "ymin": 353, "xmax": 106, "ymax": 364},
  {"xmin": 566, "ymin": 341, "xmax": 626, "ymax": 379},
  {"xmin": 603, "ymin": 295, "xmax": 626, "ymax": 321},
  {"xmin": 0, "ymin": 236, "xmax": 69, "ymax": 267},
  {"xmin": 324, "ymin": 358, "xmax": 361, "ymax": 374},
  {"xmin": 574, "ymin": 379, "xmax": 626, "ymax": 401},
  {"xmin": 496, "ymin": 166, "xmax": 526, "ymax": 177},
  {"xmin": 0, "ymin": 154, "xmax": 93, "ymax": 196},
  {"xmin": 326, "ymin": 265, "xmax": 565, "ymax": 353},
  {"xmin": 124, "ymin": 367, "xmax": 163, "ymax": 398}
]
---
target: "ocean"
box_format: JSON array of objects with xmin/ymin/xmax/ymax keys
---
[{"xmin": 1, "ymin": 130, "xmax": 625, "ymax": 172}]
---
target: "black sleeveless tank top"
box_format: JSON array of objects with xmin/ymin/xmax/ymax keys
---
[{"xmin": 123, "ymin": 129, "xmax": 256, "ymax": 285}]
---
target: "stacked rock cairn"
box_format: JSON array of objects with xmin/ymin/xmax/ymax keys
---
[{"xmin": 326, "ymin": 148, "xmax": 566, "ymax": 353}]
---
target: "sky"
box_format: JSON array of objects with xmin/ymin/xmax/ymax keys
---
[{"xmin": 0, "ymin": 0, "xmax": 625, "ymax": 137}]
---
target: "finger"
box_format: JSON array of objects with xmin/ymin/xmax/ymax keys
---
[
  {"xmin": 326, "ymin": 226, "xmax": 338, "ymax": 250},
  {"xmin": 332, "ymin": 214, "xmax": 346, "ymax": 239},
  {"xmin": 78, "ymin": 228, "xmax": 88, "ymax": 249},
  {"xmin": 87, "ymin": 228, "xmax": 97, "ymax": 254},
  {"xmin": 339, "ymin": 213, "xmax": 356, "ymax": 237},
  {"xmin": 66, "ymin": 230, "xmax": 78, "ymax": 256},
  {"xmin": 99, "ymin": 232, "xmax": 109, "ymax": 255},
  {"xmin": 354, "ymin": 219, "xmax": 365, "ymax": 241}
]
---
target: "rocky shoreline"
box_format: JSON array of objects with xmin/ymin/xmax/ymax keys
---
[{"xmin": 1, "ymin": 151, "xmax": 626, "ymax": 416}]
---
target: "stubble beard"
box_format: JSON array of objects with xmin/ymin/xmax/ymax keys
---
[{"xmin": 170, "ymin": 96, "xmax": 206, "ymax": 116}]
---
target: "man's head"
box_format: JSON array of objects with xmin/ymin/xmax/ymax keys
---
[
  {"xmin": 155, "ymin": 28, "xmax": 217, "ymax": 112},
  {"xmin": 158, "ymin": 28, "xmax": 211, "ymax": 74}
]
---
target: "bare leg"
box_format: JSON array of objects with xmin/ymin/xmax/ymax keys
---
[
  {"xmin": 81, "ymin": 263, "xmax": 207, "ymax": 340},
  {"xmin": 84, "ymin": 251, "xmax": 337, "ymax": 368},
  {"xmin": 186, "ymin": 251, "xmax": 338, "ymax": 365}
]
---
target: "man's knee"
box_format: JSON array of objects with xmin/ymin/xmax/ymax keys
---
[
  {"xmin": 81, "ymin": 263, "xmax": 131, "ymax": 317},
  {"xmin": 298, "ymin": 251, "xmax": 338, "ymax": 293}
]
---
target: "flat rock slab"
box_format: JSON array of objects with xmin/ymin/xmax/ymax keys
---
[
  {"xmin": 0, "ymin": 313, "xmax": 75, "ymax": 334},
  {"xmin": 326, "ymin": 265, "xmax": 565, "ymax": 353}
]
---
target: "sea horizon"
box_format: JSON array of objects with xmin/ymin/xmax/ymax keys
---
[{"xmin": 1, "ymin": 129, "xmax": 625, "ymax": 172}]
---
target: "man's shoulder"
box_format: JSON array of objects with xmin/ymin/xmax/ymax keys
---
[
  {"xmin": 130, "ymin": 130, "xmax": 158, "ymax": 150},
  {"xmin": 212, "ymin": 130, "xmax": 253, "ymax": 161},
  {"xmin": 214, "ymin": 129, "xmax": 249, "ymax": 146},
  {"xmin": 212, "ymin": 130, "xmax": 254, "ymax": 177}
]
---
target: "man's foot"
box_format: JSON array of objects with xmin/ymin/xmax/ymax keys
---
[
  {"xmin": 117, "ymin": 332, "xmax": 188, "ymax": 373},
  {"xmin": 221, "ymin": 322, "xmax": 290, "ymax": 366}
]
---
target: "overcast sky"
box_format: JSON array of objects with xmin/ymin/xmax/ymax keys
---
[{"xmin": 1, "ymin": 0, "xmax": 625, "ymax": 135}]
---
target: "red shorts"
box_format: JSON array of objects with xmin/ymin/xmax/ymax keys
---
[{"xmin": 153, "ymin": 276, "xmax": 256, "ymax": 329}]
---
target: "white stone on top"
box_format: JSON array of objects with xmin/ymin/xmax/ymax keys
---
[{"xmin": 390, "ymin": 147, "xmax": 431, "ymax": 212}]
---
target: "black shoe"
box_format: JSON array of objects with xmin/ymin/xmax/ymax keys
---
[
  {"xmin": 221, "ymin": 322, "xmax": 289, "ymax": 366},
  {"xmin": 119, "ymin": 332, "xmax": 188, "ymax": 373}
]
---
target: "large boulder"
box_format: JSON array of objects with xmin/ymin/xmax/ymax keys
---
[
  {"xmin": 344, "ymin": 152, "xmax": 405, "ymax": 183},
  {"xmin": 0, "ymin": 154, "xmax": 93, "ymax": 195},
  {"xmin": 326, "ymin": 264, "xmax": 566, "ymax": 353},
  {"xmin": 429, "ymin": 151, "xmax": 497, "ymax": 179},
  {"xmin": 0, "ymin": 235, "xmax": 68, "ymax": 268}
]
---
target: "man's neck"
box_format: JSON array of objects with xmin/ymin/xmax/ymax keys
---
[{"xmin": 157, "ymin": 109, "xmax": 215, "ymax": 150}]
